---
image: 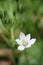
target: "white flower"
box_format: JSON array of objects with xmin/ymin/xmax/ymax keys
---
[{"xmin": 15, "ymin": 32, "xmax": 36, "ymax": 51}]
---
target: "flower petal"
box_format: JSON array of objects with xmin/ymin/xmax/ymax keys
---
[
  {"xmin": 15, "ymin": 39, "xmax": 22, "ymax": 45},
  {"xmin": 25, "ymin": 34, "xmax": 31, "ymax": 41},
  {"xmin": 20, "ymin": 32, "xmax": 25, "ymax": 40},
  {"xmin": 25, "ymin": 44, "xmax": 31, "ymax": 48},
  {"xmin": 18, "ymin": 46, "xmax": 25, "ymax": 50},
  {"xmin": 29, "ymin": 38, "xmax": 36, "ymax": 45}
]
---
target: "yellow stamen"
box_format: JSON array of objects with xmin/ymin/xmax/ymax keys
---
[{"xmin": 23, "ymin": 40, "xmax": 28, "ymax": 46}]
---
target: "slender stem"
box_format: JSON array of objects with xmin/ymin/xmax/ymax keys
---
[
  {"xmin": 10, "ymin": 27, "xmax": 16, "ymax": 65},
  {"xmin": 0, "ymin": 34, "xmax": 11, "ymax": 47},
  {"xmin": 12, "ymin": 47, "xmax": 15, "ymax": 65},
  {"xmin": 24, "ymin": 49, "xmax": 29, "ymax": 65},
  {"xmin": 7, "ymin": 0, "xmax": 13, "ymax": 21},
  {"xmin": 38, "ymin": 40, "xmax": 43, "ymax": 65},
  {"xmin": 11, "ymin": 27, "xmax": 14, "ymax": 44},
  {"xmin": 0, "ymin": 19, "xmax": 9, "ymax": 33}
]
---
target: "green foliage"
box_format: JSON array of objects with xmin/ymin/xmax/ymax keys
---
[{"xmin": 0, "ymin": 0, "xmax": 43, "ymax": 65}]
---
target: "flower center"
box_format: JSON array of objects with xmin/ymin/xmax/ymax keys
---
[{"xmin": 23, "ymin": 40, "xmax": 28, "ymax": 46}]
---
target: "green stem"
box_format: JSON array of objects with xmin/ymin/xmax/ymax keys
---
[
  {"xmin": 7, "ymin": 0, "xmax": 13, "ymax": 21},
  {"xmin": 11, "ymin": 27, "xmax": 14, "ymax": 43},
  {"xmin": 38, "ymin": 40, "xmax": 43, "ymax": 65},
  {"xmin": 0, "ymin": 20, "xmax": 9, "ymax": 33},
  {"xmin": 10, "ymin": 27, "xmax": 16, "ymax": 65},
  {"xmin": 24, "ymin": 49, "xmax": 29, "ymax": 65},
  {"xmin": 0, "ymin": 34, "xmax": 11, "ymax": 47},
  {"xmin": 12, "ymin": 47, "xmax": 15, "ymax": 65}
]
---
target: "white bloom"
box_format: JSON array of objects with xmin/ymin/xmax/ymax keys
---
[{"xmin": 15, "ymin": 32, "xmax": 36, "ymax": 51}]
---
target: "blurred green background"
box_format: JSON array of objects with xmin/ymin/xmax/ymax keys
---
[{"xmin": 0, "ymin": 0, "xmax": 43, "ymax": 65}]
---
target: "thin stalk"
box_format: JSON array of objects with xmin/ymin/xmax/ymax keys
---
[
  {"xmin": 10, "ymin": 27, "xmax": 16, "ymax": 65},
  {"xmin": 12, "ymin": 47, "xmax": 15, "ymax": 65},
  {"xmin": 0, "ymin": 34, "xmax": 11, "ymax": 47},
  {"xmin": 7, "ymin": 0, "xmax": 14, "ymax": 23},
  {"xmin": 11, "ymin": 27, "xmax": 15, "ymax": 46},
  {"xmin": 38, "ymin": 40, "xmax": 43, "ymax": 65},
  {"xmin": 0, "ymin": 20, "xmax": 9, "ymax": 33},
  {"xmin": 24, "ymin": 49, "xmax": 29, "ymax": 65}
]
